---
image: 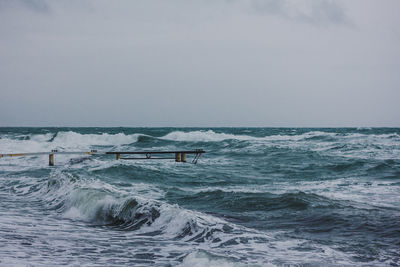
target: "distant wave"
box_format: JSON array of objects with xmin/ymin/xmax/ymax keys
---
[
  {"xmin": 159, "ymin": 130, "xmax": 400, "ymax": 143},
  {"xmin": 1, "ymin": 130, "xmax": 399, "ymax": 163},
  {"xmin": 51, "ymin": 131, "xmax": 141, "ymax": 147},
  {"xmin": 0, "ymin": 131, "xmax": 143, "ymax": 152},
  {"xmin": 159, "ymin": 130, "xmax": 338, "ymax": 142},
  {"xmin": 2, "ymin": 130, "xmax": 399, "ymax": 151},
  {"xmin": 160, "ymin": 130, "xmax": 258, "ymax": 142}
]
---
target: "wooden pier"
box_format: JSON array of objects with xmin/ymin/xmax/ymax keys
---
[{"xmin": 0, "ymin": 149, "xmax": 205, "ymax": 166}]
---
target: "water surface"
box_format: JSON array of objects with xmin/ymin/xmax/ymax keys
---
[{"xmin": 0, "ymin": 127, "xmax": 399, "ymax": 266}]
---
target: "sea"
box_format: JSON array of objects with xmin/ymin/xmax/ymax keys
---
[{"xmin": 0, "ymin": 127, "xmax": 399, "ymax": 266}]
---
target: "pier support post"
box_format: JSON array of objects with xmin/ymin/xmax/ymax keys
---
[
  {"xmin": 181, "ymin": 153, "xmax": 186, "ymax": 163},
  {"xmin": 49, "ymin": 154, "xmax": 54, "ymax": 166},
  {"xmin": 175, "ymin": 153, "xmax": 181, "ymax": 162},
  {"xmin": 116, "ymin": 154, "xmax": 120, "ymax": 160}
]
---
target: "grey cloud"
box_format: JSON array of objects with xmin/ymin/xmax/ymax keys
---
[
  {"xmin": 0, "ymin": 0, "xmax": 50, "ymax": 13},
  {"xmin": 250, "ymin": 0, "xmax": 349, "ymax": 25},
  {"xmin": 0, "ymin": 0, "xmax": 398, "ymax": 127}
]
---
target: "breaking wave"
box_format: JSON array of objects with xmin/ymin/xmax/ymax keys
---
[
  {"xmin": 0, "ymin": 131, "xmax": 142, "ymax": 152},
  {"xmin": 163, "ymin": 130, "xmax": 398, "ymax": 142},
  {"xmin": 160, "ymin": 130, "xmax": 338, "ymax": 142},
  {"xmin": 2, "ymin": 130, "xmax": 399, "ymax": 152},
  {"xmin": 16, "ymin": 170, "xmax": 256, "ymax": 245},
  {"xmin": 5, "ymin": 168, "xmax": 358, "ymax": 265},
  {"xmin": 51, "ymin": 131, "xmax": 141, "ymax": 148},
  {"xmin": 160, "ymin": 130, "xmax": 254, "ymax": 142},
  {"xmin": 2, "ymin": 127, "xmax": 400, "ymax": 265}
]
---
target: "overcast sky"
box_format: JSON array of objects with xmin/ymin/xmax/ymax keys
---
[{"xmin": 0, "ymin": 0, "xmax": 399, "ymax": 127}]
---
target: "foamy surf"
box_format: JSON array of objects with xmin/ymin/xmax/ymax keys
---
[
  {"xmin": 1, "ymin": 127, "xmax": 399, "ymax": 266},
  {"xmin": 0, "ymin": 131, "xmax": 143, "ymax": 153},
  {"xmin": 159, "ymin": 130, "xmax": 338, "ymax": 142}
]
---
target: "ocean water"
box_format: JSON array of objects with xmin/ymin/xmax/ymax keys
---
[{"xmin": 0, "ymin": 127, "xmax": 399, "ymax": 266}]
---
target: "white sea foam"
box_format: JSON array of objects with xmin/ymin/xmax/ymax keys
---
[
  {"xmin": 2, "ymin": 130, "xmax": 398, "ymax": 156},
  {"xmin": 51, "ymin": 131, "xmax": 141, "ymax": 149},
  {"xmin": 175, "ymin": 176, "xmax": 400, "ymax": 211},
  {"xmin": 263, "ymin": 178, "xmax": 400, "ymax": 210},
  {"xmin": 1, "ymin": 128, "xmax": 399, "ymax": 266},
  {"xmin": 160, "ymin": 130, "xmax": 257, "ymax": 142},
  {"xmin": 160, "ymin": 130, "xmax": 337, "ymax": 143},
  {"xmin": 0, "ymin": 131, "xmax": 141, "ymax": 153},
  {"xmin": 179, "ymin": 251, "xmax": 246, "ymax": 267},
  {"xmin": 37, "ymin": 171, "xmax": 358, "ymax": 265},
  {"xmin": 32, "ymin": 168, "xmax": 267, "ymax": 251},
  {"xmin": 0, "ymin": 134, "xmax": 53, "ymax": 153}
]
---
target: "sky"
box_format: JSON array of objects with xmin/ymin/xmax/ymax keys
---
[{"xmin": 0, "ymin": 0, "xmax": 399, "ymax": 127}]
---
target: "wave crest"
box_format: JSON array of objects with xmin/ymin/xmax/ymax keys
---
[
  {"xmin": 159, "ymin": 130, "xmax": 337, "ymax": 142},
  {"xmin": 0, "ymin": 131, "xmax": 141, "ymax": 152},
  {"xmin": 38, "ymin": 174, "xmax": 230, "ymax": 242},
  {"xmin": 160, "ymin": 130, "xmax": 253, "ymax": 142},
  {"xmin": 52, "ymin": 131, "xmax": 140, "ymax": 149}
]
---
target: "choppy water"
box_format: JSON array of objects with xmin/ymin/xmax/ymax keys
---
[{"xmin": 0, "ymin": 127, "xmax": 399, "ymax": 266}]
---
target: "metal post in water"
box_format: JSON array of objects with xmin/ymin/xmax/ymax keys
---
[
  {"xmin": 116, "ymin": 154, "xmax": 120, "ymax": 160},
  {"xmin": 175, "ymin": 152, "xmax": 181, "ymax": 162},
  {"xmin": 49, "ymin": 154, "xmax": 54, "ymax": 166},
  {"xmin": 181, "ymin": 153, "xmax": 186, "ymax": 162}
]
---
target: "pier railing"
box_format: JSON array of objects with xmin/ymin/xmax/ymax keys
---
[{"xmin": 0, "ymin": 149, "xmax": 205, "ymax": 166}]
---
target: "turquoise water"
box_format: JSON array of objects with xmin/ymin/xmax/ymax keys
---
[{"xmin": 0, "ymin": 127, "xmax": 399, "ymax": 266}]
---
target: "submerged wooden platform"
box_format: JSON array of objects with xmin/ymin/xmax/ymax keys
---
[{"xmin": 0, "ymin": 149, "xmax": 205, "ymax": 166}]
